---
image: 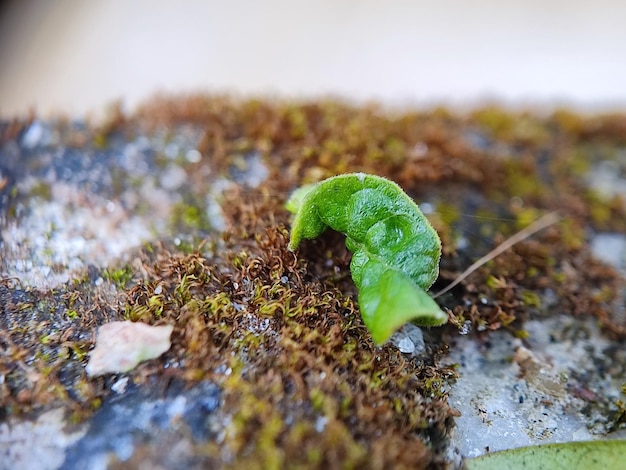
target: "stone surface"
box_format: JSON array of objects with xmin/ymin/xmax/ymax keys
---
[
  {"xmin": 0, "ymin": 408, "xmax": 86, "ymax": 470},
  {"xmin": 62, "ymin": 380, "xmax": 221, "ymax": 469},
  {"xmin": 446, "ymin": 314, "xmax": 626, "ymax": 459}
]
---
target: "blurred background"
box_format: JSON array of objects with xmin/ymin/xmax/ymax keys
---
[{"xmin": 1, "ymin": 0, "xmax": 625, "ymax": 118}]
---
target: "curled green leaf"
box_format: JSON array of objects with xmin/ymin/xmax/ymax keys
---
[{"xmin": 287, "ymin": 173, "xmax": 447, "ymax": 344}]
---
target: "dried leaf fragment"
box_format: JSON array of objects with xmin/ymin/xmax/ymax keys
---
[{"xmin": 86, "ymin": 321, "xmax": 173, "ymax": 376}]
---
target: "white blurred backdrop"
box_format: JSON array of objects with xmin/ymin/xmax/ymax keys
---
[{"xmin": 1, "ymin": 0, "xmax": 625, "ymax": 117}]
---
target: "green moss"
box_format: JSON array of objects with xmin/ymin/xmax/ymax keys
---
[
  {"xmin": 472, "ymin": 107, "xmax": 550, "ymax": 144},
  {"xmin": 514, "ymin": 329, "xmax": 530, "ymax": 339},
  {"xmin": 436, "ymin": 201, "xmax": 461, "ymax": 227},
  {"xmin": 585, "ymin": 190, "xmax": 613, "ymax": 227},
  {"xmin": 28, "ymin": 181, "xmax": 52, "ymax": 200},
  {"xmin": 102, "ymin": 265, "xmax": 134, "ymax": 288},
  {"xmin": 65, "ymin": 309, "xmax": 79, "ymax": 320},
  {"xmin": 286, "ymin": 105, "xmax": 309, "ymax": 140},
  {"xmin": 382, "ymin": 136, "xmax": 407, "ymax": 164},
  {"xmin": 39, "ymin": 333, "xmax": 54, "ymax": 345},
  {"xmin": 558, "ymin": 217, "xmax": 586, "ymax": 251},
  {"xmin": 69, "ymin": 343, "xmax": 89, "ymax": 361},
  {"xmin": 501, "ymin": 159, "xmax": 546, "ymax": 201},
  {"xmin": 472, "ymin": 107, "xmax": 517, "ymax": 138},
  {"xmin": 170, "ymin": 198, "xmax": 213, "ymax": 239},
  {"xmin": 566, "ymin": 148, "xmax": 592, "ymax": 176},
  {"xmin": 485, "ymin": 275, "xmax": 507, "ymax": 290},
  {"xmin": 521, "ymin": 291, "xmax": 541, "ymax": 308}
]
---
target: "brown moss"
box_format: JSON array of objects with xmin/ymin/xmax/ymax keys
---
[{"xmin": 105, "ymin": 210, "xmax": 455, "ymax": 467}]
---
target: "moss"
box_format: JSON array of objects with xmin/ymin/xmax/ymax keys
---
[
  {"xmin": 102, "ymin": 265, "xmax": 134, "ymax": 288},
  {"xmin": 586, "ymin": 190, "xmax": 614, "ymax": 226},
  {"xmin": 472, "ymin": 107, "xmax": 550, "ymax": 145},
  {"xmin": 499, "ymin": 159, "xmax": 546, "ymax": 202},
  {"xmin": 168, "ymin": 196, "xmax": 216, "ymax": 255},
  {"xmin": 521, "ymin": 290, "xmax": 542, "ymax": 309},
  {"xmin": 105, "ymin": 221, "xmax": 453, "ymax": 467},
  {"xmin": 65, "ymin": 309, "xmax": 79, "ymax": 320},
  {"xmin": 558, "ymin": 217, "xmax": 586, "ymax": 251},
  {"xmin": 28, "ymin": 181, "xmax": 52, "ymax": 201},
  {"xmin": 170, "ymin": 201, "xmax": 212, "ymax": 233}
]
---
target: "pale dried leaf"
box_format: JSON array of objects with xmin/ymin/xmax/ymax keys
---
[{"xmin": 86, "ymin": 321, "xmax": 173, "ymax": 376}]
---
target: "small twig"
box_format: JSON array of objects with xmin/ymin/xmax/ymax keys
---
[{"xmin": 432, "ymin": 211, "xmax": 561, "ymax": 299}]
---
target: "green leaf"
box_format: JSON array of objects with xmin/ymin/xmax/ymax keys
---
[
  {"xmin": 464, "ymin": 440, "xmax": 626, "ymax": 470},
  {"xmin": 287, "ymin": 173, "xmax": 447, "ymax": 344}
]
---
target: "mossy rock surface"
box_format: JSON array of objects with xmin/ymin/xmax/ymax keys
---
[{"xmin": 1, "ymin": 97, "xmax": 626, "ymax": 469}]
